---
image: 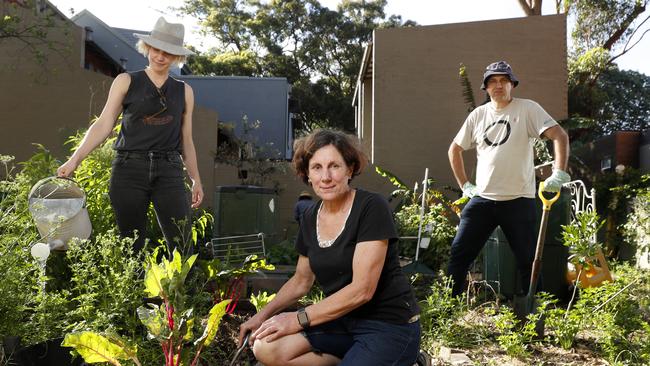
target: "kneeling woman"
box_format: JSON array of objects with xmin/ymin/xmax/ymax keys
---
[{"xmin": 238, "ymin": 129, "xmax": 421, "ymax": 365}]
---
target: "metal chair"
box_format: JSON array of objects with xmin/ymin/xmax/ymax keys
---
[{"xmin": 206, "ymin": 233, "xmax": 266, "ymax": 265}]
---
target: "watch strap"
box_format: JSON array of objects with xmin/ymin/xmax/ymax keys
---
[{"xmin": 297, "ymin": 307, "xmax": 310, "ymax": 329}]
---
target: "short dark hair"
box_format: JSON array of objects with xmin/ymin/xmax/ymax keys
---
[{"xmin": 292, "ymin": 129, "xmax": 368, "ymax": 185}]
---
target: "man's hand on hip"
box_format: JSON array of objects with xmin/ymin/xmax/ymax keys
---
[
  {"xmin": 462, "ymin": 182, "xmax": 478, "ymax": 198},
  {"xmin": 543, "ymin": 169, "xmax": 571, "ymax": 192}
]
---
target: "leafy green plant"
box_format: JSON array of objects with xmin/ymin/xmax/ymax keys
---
[
  {"xmin": 201, "ymin": 254, "xmax": 275, "ymax": 314},
  {"xmin": 458, "ymin": 63, "xmax": 476, "ymax": 113},
  {"xmin": 561, "ymin": 210, "xmax": 604, "ymax": 269},
  {"xmin": 63, "ymin": 249, "xmax": 231, "ymax": 366},
  {"xmin": 375, "ymin": 166, "xmax": 457, "ymax": 271},
  {"xmin": 298, "ymin": 284, "xmax": 325, "ymax": 306},
  {"xmin": 250, "ymin": 291, "xmax": 276, "ymax": 312},
  {"xmin": 266, "ymin": 239, "xmax": 298, "ymax": 265},
  {"xmin": 581, "ymin": 265, "xmax": 650, "ymax": 365},
  {"xmin": 65, "ymin": 123, "xmax": 119, "ymax": 235},
  {"xmin": 543, "ymin": 293, "xmax": 583, "ymax": 350},
  {"xmin": 494, "ymin": 305, "xmax": 545, "ymax": 359},
  {"xmin": 0, "ymin": 151, "xmax": 51, "ymax": 339},
  {"xmin": 418, "ymin": 276, "xmax": 469, "ymax": 350},
  {"xmin": 621, "ymin": 175, "xmax": 650, "ymax": 265}
]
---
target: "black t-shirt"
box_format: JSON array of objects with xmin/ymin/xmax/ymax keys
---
[
  {"xmin": 296, "ymin": 189, "xmax": 420, "ymax": 324},
  {"xmin": 114, "ymin": 70, "xmax": 185, "ymax": 152}
]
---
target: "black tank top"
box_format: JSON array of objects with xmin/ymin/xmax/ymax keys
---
[{"xmin": 114, "ymin": 70, "xmax": 185, "ymax": 152}]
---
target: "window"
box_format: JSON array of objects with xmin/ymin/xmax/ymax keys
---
[{"xmin": 601, "ymin": 156, "xmax": 612, "ymax": 171}]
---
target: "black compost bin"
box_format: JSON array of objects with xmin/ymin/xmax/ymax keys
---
[{"xmin": 482, "ymin": 187, "xmax": 571, "ymax": 300}]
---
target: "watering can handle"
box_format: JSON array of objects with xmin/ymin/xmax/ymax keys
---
[
  {"xmin": 28, "ymin": 176, "xmax": 86, "ymax": 205},
  {"xmin": 538, "ymin": 182, "xmax": 560, "ymax": 211}
]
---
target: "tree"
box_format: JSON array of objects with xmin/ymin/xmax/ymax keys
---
[
  {"xmin": 180, "ymin": 0, "xmax": 414, "ymax": 132},
  {"xmin": 1, "ymin": 0, "xmax": 72, "ymax": 74},
  {"xmin": 590, "ymin": 68, "xmax": 650, "ymax": 135},
  {"xmin": 564, "ymin": 0, "xmax": 649, "ymax": 136},
  {"xmin": 517, "ymin": 0, "xmax": 543, "ymax": 15},
  {"xmin": 517, "ymin": 1, "xmax": 650, "ymax": 138}
]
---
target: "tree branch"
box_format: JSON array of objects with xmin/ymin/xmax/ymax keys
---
[
  {"xmin": 517, "ymin": 0, "xmax": 534, "ymax": 16},
  {"xmin": 608, "ymin": 27, "xmax": 650, "ymax": 65},
  {"xmin": 602, "ymin": 3, "xmax": 646, "ymax": 50}
]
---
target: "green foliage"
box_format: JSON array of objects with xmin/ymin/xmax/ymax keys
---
[
  {"xmin": 20, "ymin": 232, "xmax": 144, "ymax": 347},
  {"xmin": 0, "ymin": 0, "xmax": 72, "ymax": 77},
  {"xmin": 250, "ymin": 291, "xmax": 276, "ymax": 312},
  {"xmin": 64, "ymin": 123, "xmax": 118, "ymax": 235},
  {"xmin": 561, "ymin": 210, "xmax": 604, "ymax": 267},
  {"xmin": 594, "ymin": 169, "xmax": 648, "ymax": 256},
  {"xmin": 565, "ymin": 0, "xmax": 650, "ymax": 140},
  {"xmin": 300, "ymin": 285, "xmax": 324, "ymax": 306},
  {"xmin": 62, "ymin": 332, "xmax": 136, "ymax": 366},
  {"xmin": 575, "ymin": 264, "xmax": 650, "ymax": 364},
  {"xmin": 375, "ymin": 166, "xmax": 457, "ymax": 271},
  {"xmin": 458, "ymin": 63, "xmax": 476, "ymax": 113},
  {"xmin": 622, "ymin": 181, "xmax": 650, "ymax": 265},
  {"xmin": 543, "ymin": 292, "xmax": 583, "ymax": 349},
  {"xmin": 64, "ymin": 233, "xmax": 144, "ymax": 334},
  {"xmin": 418, "ymin": 276, "xmax": 469, "ymax": 350},
  {"xmin": 65, "ymin": 250, "xmax": 231, "ymax": 366},
  {"xmin": 0, "ymin": 152, "xmax": 50, "ymax": 339},
  {"xmin": 265, "ymin": 239, "xmax": 298, "ymax": 265},
  {"xmin": 567, "ymin": 0, "xmax": 647, "ymax": 54},
  {"xmin": 181, "ymin": 0, "xmax": 415, "ymax": 131},
  {"xmin": 201, "ymin": 254, "xmax": 275, "ymax": 303},
  {"xmin": 494, "ymin": 302, "xmax": 546, "ymax": 359}
]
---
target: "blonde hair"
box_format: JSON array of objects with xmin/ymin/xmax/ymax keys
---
[{"xmin": 135, "ymin": 40, "xmax": 186, "ymax": 66}]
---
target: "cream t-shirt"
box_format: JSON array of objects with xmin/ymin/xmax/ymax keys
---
[{"xmin": 453, "ymin": 98, "xmax": 557, "ymax": 200}]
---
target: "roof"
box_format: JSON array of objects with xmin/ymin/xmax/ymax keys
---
[{"xmin": 70, "ymin": 10, "xmax": 183, "ymax": 75}]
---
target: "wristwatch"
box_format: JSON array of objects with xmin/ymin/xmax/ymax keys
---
[{"xmin": 297, "ymin": 307, "xmax": 310, "ymax": 329}]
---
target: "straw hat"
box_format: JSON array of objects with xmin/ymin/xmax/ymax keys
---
[{"xmin": 133, "ymin": 17, "xmax": 195, "ymax": 56}]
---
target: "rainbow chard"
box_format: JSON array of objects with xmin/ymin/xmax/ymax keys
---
[
  {"xmin": 61, "ymin": 332, "xmax": 140, "ymax": 366},
  {"xmin": 63, "ymin": 249, "xmax": 230, "ymax": 366}
]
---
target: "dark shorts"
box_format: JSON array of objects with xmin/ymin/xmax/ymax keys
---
[{"xmin": 303, "ymin": 316, "xmax": 420, "ymax": 365}]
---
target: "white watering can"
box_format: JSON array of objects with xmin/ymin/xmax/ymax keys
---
[{"xmin": 28, "ymin": 177, "xmax": 92, "ymax": 260}]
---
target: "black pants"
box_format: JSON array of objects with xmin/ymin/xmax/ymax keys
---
[
  {"xmin": 109, "ymin": 151, "xmax": 192, "ymax": 256},
  {"xmin": 446, "ymin": 196, "xmax": 537, "ymax": 297}
]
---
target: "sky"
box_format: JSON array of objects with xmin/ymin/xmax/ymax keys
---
[{"xmin": 49, "ymin": 0, "xmax": 650, "ymax": 75}]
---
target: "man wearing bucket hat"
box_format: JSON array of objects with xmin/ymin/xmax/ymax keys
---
[
  {"xmin": 446, "ymin": 61, "xmax": 570, "ymax": 297},
  {"xmin": 293, "ymin": 190, "xmax": 314, "ymax": 225},
  {"xmin": 57, "ymin": 17, "xmax": 202, "ymax": 257}
]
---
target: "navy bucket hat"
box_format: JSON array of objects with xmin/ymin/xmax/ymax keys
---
[{"xmin": 481, "ymin": 61, "xmax": 519, "ymax": 90}]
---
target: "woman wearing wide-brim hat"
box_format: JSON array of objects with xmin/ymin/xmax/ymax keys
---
[{"xmin": 57, "ymin": 17, "xmax": 202, "ymax": 257}]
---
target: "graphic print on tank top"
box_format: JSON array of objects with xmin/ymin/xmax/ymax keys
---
[{"xmin": 482, "ymin": 117, "xmax": 517, "ymax": 147}]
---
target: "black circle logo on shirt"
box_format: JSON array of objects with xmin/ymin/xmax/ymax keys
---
[{"xmin": 483, "ymin": 120, "xmax": 511, "ymax": 146}]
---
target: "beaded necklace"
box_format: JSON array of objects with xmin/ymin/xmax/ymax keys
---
[{"xmin": 316, "ymin": 192, "xmax": 354, "ymax": 248}]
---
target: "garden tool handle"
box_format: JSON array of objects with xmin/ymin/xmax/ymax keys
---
[
  {"xmin": 229, "ymin": 331, "xmax": 251, "ymax": 366},
  {"xmin": 538, "ymin": 182, "xmax": 561, "ymax": 211}
]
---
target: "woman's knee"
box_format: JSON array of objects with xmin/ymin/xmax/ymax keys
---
[{"xmin": 252, "ymin": 337, "xmax": 287, "ymax": 366}]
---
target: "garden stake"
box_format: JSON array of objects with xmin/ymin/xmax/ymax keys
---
[
  {"xmin": 514, "ymin": 182, "xmax": 560, "ymax": 330},
  {"xmin": 229, "ymin": 332, "xmax": 251, "ymax": 366}
]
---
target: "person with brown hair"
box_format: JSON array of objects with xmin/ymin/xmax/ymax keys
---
[
  {"xmin": 57, "ymin": 17, "xmax": 203, "ymax": 256},
  {"xmin": 238, "ymin": 129, "xmax": 421, "ymax": 365}
]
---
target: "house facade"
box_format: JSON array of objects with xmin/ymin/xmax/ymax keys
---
[{"xmin": 352, "ymin": 14, "xmax": 568, "ymax": 196}]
